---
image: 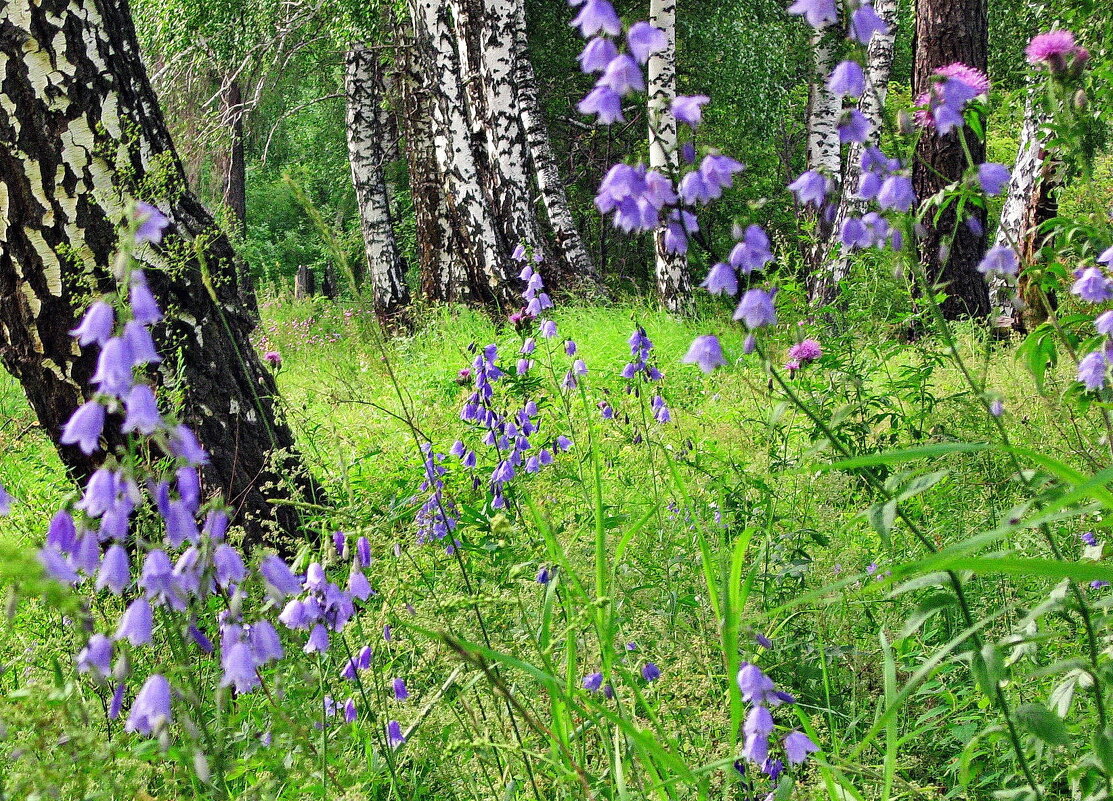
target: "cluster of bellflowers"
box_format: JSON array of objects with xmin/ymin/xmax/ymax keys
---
[
  {"xmin": 36, "ymin": 204, "xmax": 399, "ymax": 750},
  {"xmin": 438, "ymin": 248, "xmax": 574, "ymax": 520},
  {"xmin": 621, "ymin": 327, "xmax": 671, "ymax": 425},
  {"xmin": 735, "ymin": 663, "xmax": 819, "ymax": 780},
  {"xmin": 1071, "ymin": 247, "xmax": 1113, "ymax": 391}
]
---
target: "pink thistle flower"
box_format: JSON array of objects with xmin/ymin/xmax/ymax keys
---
[
  {"xmin": 787, "ymin": 338, "xmax": 822, "ymax": 363},
  {"xmin": 1026, "ymin": 30, "xmax": 1076, "ymax": 66}
]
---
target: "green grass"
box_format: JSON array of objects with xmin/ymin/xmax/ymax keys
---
[{"xmin": 0, "ymin": 295, "xmax": 1108, "ymax": 800}]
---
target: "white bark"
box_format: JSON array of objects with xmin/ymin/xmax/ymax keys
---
[
  {"xmin": 454, "ymin": 0, "xmax": 543, "ymax": 254},
  {"xmin": 988, "ymin": 90, "xmax": 1047, "ymax": 326},
  {"xmin": 510, "ymin": 0, "xmax": 599, "ymax": 285},
  {"xmin": 808, "ymin": 0, "xmax": 897, "ymax": 307},
  {"xmin": 648, "ymin": 0, "xmax": 691, "ymax": 313},
  {"xmin": 344, "ymin": 45, "xmax": 410, "ymax": 319},
  {"xmin": 409, "ymin": 0, "xmax": 515, "ymax": 304}
]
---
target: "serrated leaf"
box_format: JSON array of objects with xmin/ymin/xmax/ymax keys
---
[
  {"xmin": 1015, "ymin": 703, "xmax": 1070, "ymax": 746},
  {"xmin": 1093, "ymin": 727, "xmax": 1113, "ymax": 774}
]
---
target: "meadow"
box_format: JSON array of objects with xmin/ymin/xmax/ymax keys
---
[{"xmin": 2, "ymin": 284, "xmax": 1106, "ymax": 800}]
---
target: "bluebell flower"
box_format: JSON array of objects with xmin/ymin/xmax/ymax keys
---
[
  {"xmin": 126, "ymin": 674, "xmax": 171, "ymax": 735},
  {"xmin": 393, "ymin": 678, "xmax": 410, "ymax": 701},
  {"xmin": 1072, "ymin": 267, "xmax": 1113, "ymax": 303},
  {"xmin": 387, "ymin": 720, "xmax": 406, "ymax": 748},
  {"xmin": 783, "ymin": 731, "xmax": 820, "ymax": 764},
  {"xmin": 129, "ymin": 271, "xmax": 162, "ymax": 325},
  {"xmin": 850, "ymin": 2, "xmax": 889, "ymax": 43},
  {"xmin": 115, "ymin": 597, "xmax": 153, "ymax": 645},
  {"xmin": 134, "ymin": 202, "xmax": 170, "ymax": 245},
  {"xmin": 733, "ymin": 289, "xmax": 777, "ymax": 329},
  {"xmin": 828, "ymin": 60, "xmax": 865, "ymax": 99},
  {"xmin": 627, "ymin": 21, "xmax": 668, "ymax": 64},
  {"xmin": 977, "ymin": 245, "xmax": 1018, "ymax": 277},
  {"xmin": 582, "ymin": 672, "xmax": 604, "ymax": 692},
  {"xmin": 221, "ymin": 641, "xmax": 260, "ymax": 694},
  {"xmin": 977, "ymin": 163, "xmax": 1010, "ymax": 196},
  {"xmin": 96, "ymin": 545, "xmax": 130, "ymax": 594},
  {"xmin": 70, "ymin": 301, "xmax": 115, "ymax": 346},
  {"xmin": 682, "ymin": 335, "xmax": 728, "ymax": 373},
  {"xmin": 787, "ymin": 0, "xmax": 837, "ymax": 29},
  {"xmin": 578, "ymin": 37, "xmax": 619, "ymax": 73},
  {"xmin": 570, "ymin": 0, "xmax": 622, "ymax": 37},
  {"xmin": 642, "ymin": 662, "xmax": 661, "ymax": 682}
]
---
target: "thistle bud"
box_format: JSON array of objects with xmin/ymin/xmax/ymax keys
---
[
  {"xmin": 898, "ymin": 110, "xmax": 915, "ymax": 137},
  {"xmin": 194, "ymin": 751, "xmax": 211, "ymax": 783},
  {"xmin": 1074, "ymin": 89, "xmax": 1088, "ymax": 110}
]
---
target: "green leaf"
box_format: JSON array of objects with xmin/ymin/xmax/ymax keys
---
[
  {"xmin": 1093, "ymin": 727, "xmax": 1113, "ymax": 774},
  {"xmin": 1015, "ymin": 703, "xmax": 1070, "ymax": 746},
  {"xmin": 868, "ymin": 499, "xmax": 897, "ymax": 543}
]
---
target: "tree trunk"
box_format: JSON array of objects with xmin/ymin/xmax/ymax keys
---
[
  {"xmin": 804, "ymin": 27, "xmax": 842, "ymax": 251},
  {"xmin": 395, "ymin": 18, "xmax": 473, "ymax": 305},
  {"xmin": 345, "ymin": 45, "xmax": 412, "ymax": 323},
  {"xmin": 988, "ymin": 90, "xmax": 1057, "ymax": 333},
  {"xmin": 510, "ymin": 0, "xmax": 600, "ymax": 288},
  {"xmin": 911, "ymin": 0, "xmax": 990, "ymax": 320},
  {"xmin": 0, "ymin": 0, "xmax": 320, "ymax": 545},
  {"xmin": 409, "ymin": 0, "xmax": 518, "ymax": 307},
  {"xmin": 647, "ymin": 0, "xmax": 691, "ymax": 314},
  {"xmin": 808, "ymin": 0, "xmax": 897, "ymax": 307},
  {"xmin": 455, "ymin": 0, "xmax": 539, "ymax": 256},
  {"xmin": 216, "ymin": 78, "xmax": 258, "ymax": 315}
]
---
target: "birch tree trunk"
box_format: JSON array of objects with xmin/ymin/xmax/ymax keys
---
[
  {"xmin": 395, "ymin": 18, "xmax": 473, "ymax": 304},
  {"xmin": 510, "ymin": 0, "xmax": 600, "ymax": 288},
  {"xmin": 409, "ymin": 0, "xmax": 517, "ymax": 307},
  {"xmin": 345, "ymin": 45, "xmax": 411, "ymax": 323},
  {"xmin": 988, "ymin": 91, "xmax": 1057, "ymax": 332},
  {"xmin": 647, "ymin": 0, "xmax": 691, "ymax": 313},
  {"xmin": 808, "ymin": 0, "xmax": 897, "ymax": 307},
  {"xmin": 912, "ymin": 0, "xmax": 990, "ymax": 320},
  {"xmin": 0, "ymin": 0, "xmax": 319, "ymax": 544},
  {"xmin": 454, "ymin": 0, "xmax": 544, "ymax": 260}
]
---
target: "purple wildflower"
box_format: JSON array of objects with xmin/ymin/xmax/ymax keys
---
[
  {"xmin": 786, "ymin": 0, "xmax": 837, "ymax": 29},
  {"xmin": 850, "ymin": 2, "xmax": 889, "ymax": 44},
  {"xmin": 1072, "ymin": 267, "xmax": 1113, "ymax": 303},
  {"xmin": 387, "ymin": 720, "xmax": 406, "ymax": 748},
  {"xmin": 733, "ymin": 289, "xmax": 777, "ymax": 329},
  {"xmin": 393, "ymin": 678, "xmax": 410, "ymax": 701},
  {"xmin": 828, "ymin": 60, "xmax": 865, "ymax": 99},
  {"xmin": 703, "ymin": 262, "xmax": 738, "ymax": 295},
  {"xmin": 672, "ymin": 94, "xmax": 710, "ymax": 128},
  {"xmin": 783, "ymin": 731, "xmax": 820, "ymax": 764},
  {"xmin": 126, "ymin": 674, "xmax": 171, "ymax": 735},
  {"xmin": 70, "ymin": 301, "xmax": 115, "ymax": 346},
  {"xmin": 570, "ymin": 0, "xmax": 622, "ymax": 38},
  {"xmin": 788, "ymin": 170, "xmax": 828, "ymax": 206},
  {"xmin": 682, "ymin": 335, "xmax": 728, "ymax": 373},
  {"xmin": 134, "ymin": 202, "xmax": 170, "ymax": 245},
  {"xmin": 578, "ymin": 37, "xmax": 618, "ymax": 73},
  {"xmin": 642, "ymin": 662, "xmax": 661, "ymax": 682},
  {"xmin": 977, "ymin": 163, "xmax": 1010, "ymax": 196},
  {"xmin": 627, "ymin": 21, "xmax": 668, "ymax": 64},
  {"xmin": 582, "ymin": 672, "xmax": 604, "ymax": 692},
  {"xmin": 61, "ymin": 401, "xmax": 106, "ymax": 455},
  {"xmin": 1078, "ymin": 350, "xmax": 1110, "ymax": 391},
  {"xmin": 977, "ymin": 245, "xmax": 1018, "ymax": 277}
]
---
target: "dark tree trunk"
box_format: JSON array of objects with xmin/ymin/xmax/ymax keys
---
[
  {"xmin": 911, "ymin": 0, "xmax": 990, "ymax": 320},
  {"xmin": 215, "ymin": 79, "xmax": 257, "ymax": 314},
  {"xmin": 0, "ymin": 0, "xmax": 321, "ymax": 546}
]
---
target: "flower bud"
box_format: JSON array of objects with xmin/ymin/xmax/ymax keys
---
[
  {"xmin": 194, "ymin": 751, "xmax": 211, "ymax": 783},
  {"xmin": 898, "ymin": 110, "xmax": 915, "ymax": 137},
  {"xmin": 1074, "ymin": 89, "xmax": 1088, "ymax": 110}
]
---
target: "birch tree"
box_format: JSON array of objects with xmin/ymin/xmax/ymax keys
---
[
  {"xmin": 0, "ymin": 0, "xmax": 320, "ymax": 543},
  {"xmin": 648, "ymin": 0, "xmax": 692, "ymax": 313},
  {"xmin": 344, "ymin": 44, "xmax": 411, "ymax": 321},
  {"xmin": 808, "ymin": 0, "xmax": 897, "ymax": 307}
]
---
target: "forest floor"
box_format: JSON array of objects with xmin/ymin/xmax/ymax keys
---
[{"xmin": 0, "ymin": 296, "xmax": 1099, "ymax": 798}]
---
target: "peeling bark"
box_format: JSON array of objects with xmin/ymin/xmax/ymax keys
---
[
  {"xmin": 988, "ymin": 91, "xmax": 1058, "ymax": 332},
  {"xmin": 808, "ymin": 0, "xmax": 896, "ymax": 307},
  {"xmin": 345, "ymin": 45, "xmax": 411, "ymax": 323},
  {"xmin": 394, "ymin": 18, "xmax": 472, "ymax": 305},
  {"xmin": 647, "ymin": 0, "xmax": 691, "ymax": 314},
  {"xmin": 408, "ymin": 0, "xmax": 517, "ymax": 307},
  {"xmin": 0, "ymin": 0, "xmax": 320, "ymax": 545},
  {"xmin": 510, "ymin": 0, "xmax": 599, "ymax": 288}
]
